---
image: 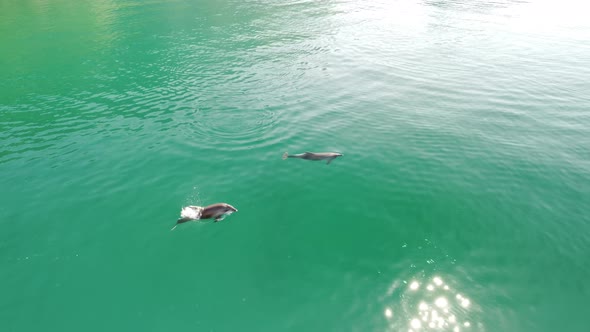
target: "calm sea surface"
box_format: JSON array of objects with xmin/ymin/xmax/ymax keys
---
[{"xmin": 1, "ymin": 0, "xmax": 589, "ymax": 331}]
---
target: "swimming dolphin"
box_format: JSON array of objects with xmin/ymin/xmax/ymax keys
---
[
  {"xmin": 173, "ymin": 203, "xmax": 238, "ymax": 229},
  {"xmin": 282, "ymin": 151, "xmax": 343, "ymax": 165}
]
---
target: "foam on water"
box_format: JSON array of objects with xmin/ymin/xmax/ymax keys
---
[{"xmin": 180, "ymin": 206, "xmax": 203, "ymax": 220}]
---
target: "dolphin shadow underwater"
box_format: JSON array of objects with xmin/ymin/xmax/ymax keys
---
[{"xmin": 282, "ymin": 151, "xmax": 343, "ymax": 165}]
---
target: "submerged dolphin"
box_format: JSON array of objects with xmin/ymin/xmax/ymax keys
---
[
  {"xmin": 282, "ymin": 151, "xmax": 343, "ymax": 165},
  {"xmin": 172, "ymin": 203, "xmax": 238, "ymax": 230}
]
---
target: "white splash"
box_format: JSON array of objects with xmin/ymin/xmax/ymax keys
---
[{"xmin": 180, "ymin": 205, "xmax": 203, "ymax": 220}]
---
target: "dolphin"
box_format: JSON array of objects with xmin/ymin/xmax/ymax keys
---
[
  {"xmin": 282, "ymin": 151, "xmax": 343, "ymax": 165},
  {"xmin": 173, "ymin": 203, "xmax": 238, "ymax": 229}
]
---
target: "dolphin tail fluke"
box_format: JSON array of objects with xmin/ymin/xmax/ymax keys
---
[
  {"xmin": 171, "ymin": 217, "xmax": 188, "ymax": 231},
  {"xmin": 282, "ymin": 152, "xmax": 289, "ymax": 160}
]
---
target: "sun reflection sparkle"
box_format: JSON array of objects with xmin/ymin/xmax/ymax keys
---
[
  {"xmin": 385, "ymin": 275, "xmax": 479, "ymax": 331},
  {"xmin": 385, "ymin": 307, "xmax": 393, "ymax": 318}
]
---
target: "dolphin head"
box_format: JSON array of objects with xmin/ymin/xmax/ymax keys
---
[{"xmin": 224, "ymin": 204, "xmax": 238, "ymax": 213}]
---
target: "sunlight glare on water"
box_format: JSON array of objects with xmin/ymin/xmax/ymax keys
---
[{"xmin": 386, "ymin": 276, "xmax": 479, "ymax": 332}]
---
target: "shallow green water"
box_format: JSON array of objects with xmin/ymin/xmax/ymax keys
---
[{"xmin": 1, "ymin": 0, "xmax": 589, "ymax": 331}]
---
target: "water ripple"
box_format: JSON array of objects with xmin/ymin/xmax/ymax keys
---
[{"xmin": 175, "ymin": 105, "xmax": 283, "ymax": 152}]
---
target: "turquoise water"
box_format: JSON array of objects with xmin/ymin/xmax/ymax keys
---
[{"xmin": 1, "ymin": 0, "xmax": 589, "ymax": 331}]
